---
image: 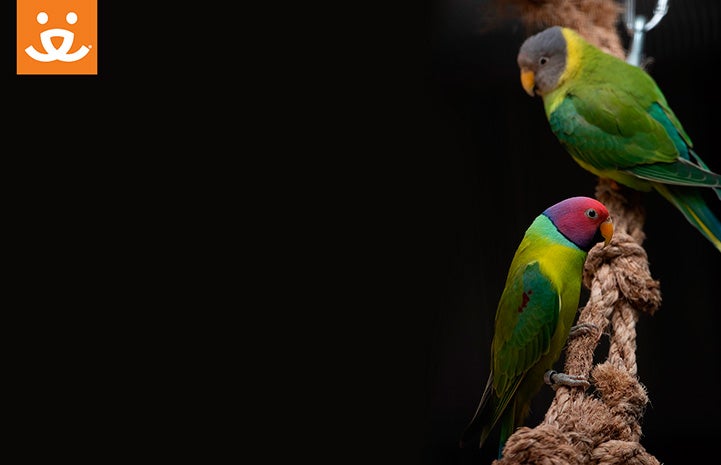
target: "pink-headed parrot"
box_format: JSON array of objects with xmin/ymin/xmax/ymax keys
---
[
  {"xmin": 460, "ymin": 196, "xmax": 614, "ymax": 458},
  {"xmin": 517, "ymin": 26, "xmax": 721, "ymax": 252}
]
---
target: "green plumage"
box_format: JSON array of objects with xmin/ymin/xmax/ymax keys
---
[
  {"xmin": 461, "ymin": 210, "xmax": 592, "ymax": 457},
  {"xmin": 518, "ymin": 26, "xmax": 721, "ymax": 251}
]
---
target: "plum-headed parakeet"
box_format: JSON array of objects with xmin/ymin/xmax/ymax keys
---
[
  {"xmin": 517, "ymin": 26, "xmax": 721, "ymax": 252},
  {"xmin": 460, "ymin": 196, "xmax": 614, "ymax": 457}
]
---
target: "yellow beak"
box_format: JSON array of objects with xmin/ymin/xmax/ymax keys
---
[
  {"xmin": 600, "ymin": 218, "xmax": 614, "ymax": 246},
  {"xmin": 521, "ymin": 69, "xmax": 535, "ymax": 96}
]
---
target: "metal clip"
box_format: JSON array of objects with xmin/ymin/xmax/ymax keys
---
[{"xmin": 624, "ymin": 0, "xmax": 670, "ymax": 66}]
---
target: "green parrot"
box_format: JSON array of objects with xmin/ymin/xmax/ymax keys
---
[
  {"xmin": 517, "ymin": 26, "xmax": 721, "ymax": 252},
  {"xmin": 460, "ymin": 196, "xmax": 614, "ymax": 458}
]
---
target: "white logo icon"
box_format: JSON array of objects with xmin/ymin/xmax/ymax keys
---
[{"xmin": 25, "ymin": 11, "xmax": 91, "ymax": 63}]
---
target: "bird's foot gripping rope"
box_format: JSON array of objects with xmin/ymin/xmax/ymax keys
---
[
  {"xmin": 568, "ymin": 321, "xmax": 602, "ymax": 339},
  {"xmin": 544, "ymin": 370, "xmax": 590, "ymax": 391}
]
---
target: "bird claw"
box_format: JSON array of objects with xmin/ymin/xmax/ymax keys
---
[
  {"xmin": 569, "ymin": 322, "xmax": 599, "ymax": 339},
  {"xmin": 544, "ymin": 370, "xmax": 590, "ymax": 391}
]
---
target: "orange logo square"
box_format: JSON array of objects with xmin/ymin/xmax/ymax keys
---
[{"xmin": 17, "ymin": 0, "xmax": 98, "ymax": 75}]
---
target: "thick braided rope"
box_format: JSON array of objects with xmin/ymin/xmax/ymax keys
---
[{"xmin": 492, "ymin": 1, "xmax": 664, "ymax": 463}]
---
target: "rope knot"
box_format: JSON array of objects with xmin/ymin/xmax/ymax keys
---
[
  {"xmin": 591, "ymin": 440, "xmax": 660, "ymax": 465},
  {"xmin": 582, "ymin": 232, "xmax": 661, "ymax": 315},
  {"xmin": 592, "ymin": 362, "xmax": 648, "ymax": 426},
  {"xmin": 495, "ymin": 424, "xmax": 579, "ymax": 465}
]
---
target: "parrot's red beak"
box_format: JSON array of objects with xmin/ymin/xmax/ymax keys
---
[
  {"xmin": 521, "ymin": 69, "xmax": 535, "ymax": 96},
  {"xmin": 600, "ymin": 218, "xmax": 614, "ymax": 246}
]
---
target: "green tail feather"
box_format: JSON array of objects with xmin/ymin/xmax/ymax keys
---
[
  {"xmin": 461, "ymin": 375, "xmax": 524, "ymax": 455},
  {"xmin": 460, "ymin": 376, "xmax": 497, "ymax": 449},
  {"xmin": 497, "ymin": 407, "xmax": 516, "ymax": 459},
  {"xmin": 688, "ymin": 150, "xmax": 721, "ymax": 201},
  {"xmin": 654, "ymin": 184, "xmax": 721, "ymax": 252}
]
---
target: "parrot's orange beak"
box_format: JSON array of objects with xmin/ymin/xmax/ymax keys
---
[
  {"xmin": 521, "ymin": 69, "xmax": 535, "ymax": 96},
  {"xmin": 600, "ymin": 218, "xmax": 614, "ymax": 246}
]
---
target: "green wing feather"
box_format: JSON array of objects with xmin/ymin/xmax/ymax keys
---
[
  {"xmin": 461, "ymin": 260, "xmax": 560, "ymax": 449},
  {"xmin": 483, "ymin": 262, "xmax": 559, "ymax": 443},
  {"xmin": 549, "ymin": 66, "xmax": 720, "ymax": 193},
  {"xmin": 494, "ymin": 261, "xmax": 558, "ymax": 395},
  {"xmin": 547, "ymin": 43, "xmax": 700, "ymax": 170},
  {"xmin": 549, "ymin": 88, "xmax": 679, "ymax": 170},
  {"xmin": 627, "ymin": 160, "xmax": 721, "ymax": 188},
  {"xmin": 623, "ymin": 103, "xmax": 721, "ymax": 188}
]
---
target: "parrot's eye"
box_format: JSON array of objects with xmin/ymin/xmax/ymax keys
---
[
  {"xmin": 539, "ymin": 57, "xmax": 548, "ymax": 65},
  {"xmin": 585, "ymin": 208, "xmax": 598, "ymax": 219}
]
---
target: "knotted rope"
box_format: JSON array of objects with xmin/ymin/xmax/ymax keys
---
[{"xmin": 491, "ymin": 1, "xmax": 664, "ymax": 463}]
